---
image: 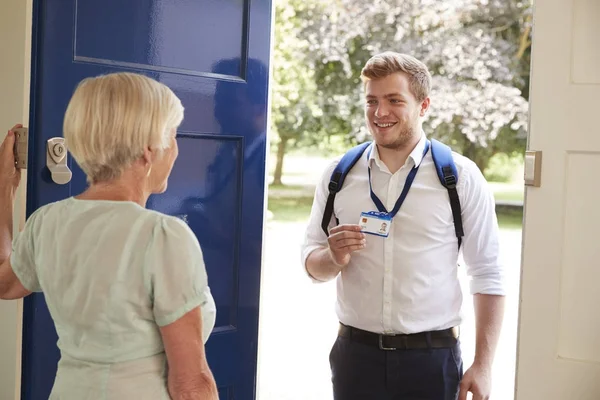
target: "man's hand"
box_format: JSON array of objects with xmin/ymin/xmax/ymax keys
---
[
  {"xmin": 459, "ymin": 293, "xmax": 504, "ymax": 399},
  {"xmin": 458, "ymin": 363, "xmax": 492, "ymax": 400},
  {"xmin": 305, "ymin": 224, "xmax": 366, "ymax": 282},
  {"xmin": 327, "ymin": 224, "xmax": 366, "ymax": 266},
  {"xmin": 0, "ymin": 125, "xmax": 23, "ymax": 192}
]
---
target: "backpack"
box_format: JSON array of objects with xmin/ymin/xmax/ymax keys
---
[{"xmin": 320, "ymin": 139, "xmax": 464, "ymax": 248}]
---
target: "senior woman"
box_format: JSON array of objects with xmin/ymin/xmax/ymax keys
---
[{"xmin": 0, "ymin": 72, "xmax": 218, "ymax": 400}]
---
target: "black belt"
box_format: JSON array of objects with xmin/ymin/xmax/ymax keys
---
[{"xmin": 338, "ymin": 323, "xmax": 459, "ymax": 351}]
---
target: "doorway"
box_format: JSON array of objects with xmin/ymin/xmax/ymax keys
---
[{"xmin": 257, "ymin": 1, "xmax": 531, "ymax": 399}]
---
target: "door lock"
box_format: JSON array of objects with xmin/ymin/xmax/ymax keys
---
[
  {"xmin": 50, "ymin": 143, "xmax": 65, "ymax": 163},
  {"xmin": 46, "ymin": 138, "xmax": 72, "ymax": 185}
]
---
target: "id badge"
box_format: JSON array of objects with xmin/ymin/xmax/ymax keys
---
[{"xmin": 358, "ymin": 211, "xmax": 392, "ymax": 237}]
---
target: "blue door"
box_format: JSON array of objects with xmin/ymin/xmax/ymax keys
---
[{"xmin": 23, "ymin": 1, "xmax": 272, "ymax": 399}]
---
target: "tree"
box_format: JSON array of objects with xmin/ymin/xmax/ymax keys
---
[
  {"xmin": 270, "ymin": 0, "xmax": 323, "ymax": 185},
  {"xmin": 287, "ymin": 0, "xmax": 533, "ymax": 171}
]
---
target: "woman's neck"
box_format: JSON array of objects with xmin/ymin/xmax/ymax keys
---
[{"xmin": 76, "ymin": 172, "xmax": 149, "ymax": 207}]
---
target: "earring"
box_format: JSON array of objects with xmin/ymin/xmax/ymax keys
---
[{"xmin": 146, "ymin": 166, "xmax": 152, "ymax": 178}]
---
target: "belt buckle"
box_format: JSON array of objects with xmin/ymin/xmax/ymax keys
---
[
  {"xmin": 452, "ymin": 326, "xmax": 460, "ymax": 339},
  {"xmin": 378, "ymin": 334, "xmax": 396, "ymax": 351}
]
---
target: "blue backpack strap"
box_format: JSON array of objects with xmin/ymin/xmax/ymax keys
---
[
  {"xmin": 430, "ymin": 139, "xmax": 464, "ymax": 249},
  {"xmin": 321, "ymin": 142, "xmax": 372, "ymax": 236}
]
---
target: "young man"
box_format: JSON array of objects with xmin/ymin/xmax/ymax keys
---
[{"xmin": 301, "ymin": 52, "xmax": 505, "ymax": 400}]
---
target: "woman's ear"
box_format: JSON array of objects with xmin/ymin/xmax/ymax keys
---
[{"xmin": 142, "ymin": 146, "xmax": 153, "ymax": 166}]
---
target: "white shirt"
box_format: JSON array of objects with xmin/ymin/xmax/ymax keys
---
[{"xmin": 301, "ymin": 134, "xmax": 505, "ymax": 334}]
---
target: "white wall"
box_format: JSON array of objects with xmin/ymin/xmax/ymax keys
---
[{"xmin": 0, "ymin": 0, "xmax": 33, "ymax": 398}]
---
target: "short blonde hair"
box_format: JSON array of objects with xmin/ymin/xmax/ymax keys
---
[
  {"xmin": 63, "ymin": 72, "xmax": 184, "ymax": 183},
  {"xmin": 361, "ymin": 52, "xmax": 432, "ymax": 102}
]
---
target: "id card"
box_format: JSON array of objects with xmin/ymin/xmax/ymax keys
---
[{"xmin": 358, "ymin": 211, "xmax": 392, "ymax": 237}]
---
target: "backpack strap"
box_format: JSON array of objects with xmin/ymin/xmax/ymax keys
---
[
  {"xmin": 321, "ymin": 142, "xmax": 372, "ymax": 236},
  {"xmin": 430, "ymin": 139, "xmax": 464, "ymax": 249}
]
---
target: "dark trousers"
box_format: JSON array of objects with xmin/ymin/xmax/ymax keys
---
[{"xmin": 329, "ymin": 334, "xmax": 463, "ymax": 400}]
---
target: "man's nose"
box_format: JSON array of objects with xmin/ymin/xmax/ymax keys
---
[{"xmin": 375, "ymin": 104, "xmax": 389, "ymax": 117}]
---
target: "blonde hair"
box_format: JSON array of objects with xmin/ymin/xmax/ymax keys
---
[
  {"xmin": 63, "ymin": 72, "xmax": 184, "ymax": 183},
  {"xmin": 361, "ymin": 52, "xmax": 432, "ymax": 102}
]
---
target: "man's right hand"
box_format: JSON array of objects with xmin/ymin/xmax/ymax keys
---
[{"xmin": 327, "ymin": 224, "xmax": 366, "ymax": 267}]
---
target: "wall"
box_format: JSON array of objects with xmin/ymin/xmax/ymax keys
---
[{"xmin": 0, "ymin": 0, "xmax": 33, "ymax": 398}]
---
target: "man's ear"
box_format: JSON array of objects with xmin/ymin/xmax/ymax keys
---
[{"xmin": 420, "ymin": 97, "xmax": 431, "ymax": 117}]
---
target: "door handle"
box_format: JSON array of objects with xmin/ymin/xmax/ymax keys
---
[{"xmin": 47, "ymin": 138, "xmax": 72, "ymax": 185}]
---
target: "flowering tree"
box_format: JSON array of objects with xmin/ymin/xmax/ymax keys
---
[{"xmin": 271, "ymin": 0, "xmax": 532, "ymax": 181}]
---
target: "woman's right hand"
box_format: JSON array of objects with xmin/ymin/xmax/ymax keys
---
[
  {"xmin": 327, "ymin": 224, "xmax": 366, "ymax": 267},
  {"xmin": 0, "ymin": 125, "xmax": 23, "ymax": 193}
]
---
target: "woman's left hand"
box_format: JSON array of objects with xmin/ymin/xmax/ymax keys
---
[{"xmin": 0, "ymin": 124, "xmax": 23, "ymax": 193}]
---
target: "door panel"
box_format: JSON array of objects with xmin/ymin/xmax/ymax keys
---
[
  {"xmin": 517, "ymin": 0, "xmax": 600, "ymax": 398},
  {"xmin": 73, "ymin": 0, "xmax": 249, "ymax": 77},
  {"xmin": 23, "ymin": 1, "xmax": 272, "ymax": 399}
]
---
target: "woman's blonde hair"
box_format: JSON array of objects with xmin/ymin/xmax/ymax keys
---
[
  {"xmin": 63, "ymin": 72, "xmax": 184, "ymax": 184},
  {"xmin": 361, "ymin": 52, "xmax": 432, "ymax": 102}
]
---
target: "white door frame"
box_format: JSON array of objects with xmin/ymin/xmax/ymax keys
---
[
  {"xmin": 7, "ymin": 0, "xmax": 598, "ymax": 399},
  {"xmin": 0, "ymin": 0, "xmax": 33, "ymax": 399}
]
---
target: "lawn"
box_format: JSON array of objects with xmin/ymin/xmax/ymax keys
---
[
  {"xmin": 267, "ymin": 153, "xmax": 525, "ymax": 228},
  {"xmin": 267, "ymin": 193, "xmax": 314, "ymax": 222},
  {"xmin": 489, "ymin": 182, "xmax": 524, "ymax": 203},
  {"xmin": 267, "ymin": 182, "xmax": 524, "ymax": 230}
]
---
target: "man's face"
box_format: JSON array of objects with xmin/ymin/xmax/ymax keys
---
[{"xmin": 364, "ymin": 72, "xmax": 429, "ymax": 150}]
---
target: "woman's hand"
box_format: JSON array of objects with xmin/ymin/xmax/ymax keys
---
[{"xmin": 0, "ymin": 124, "xmax": 23, "ymax": 193}]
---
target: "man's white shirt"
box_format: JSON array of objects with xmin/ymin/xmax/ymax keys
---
[{"xmin": 301, "ymin": 134, "xmax": 506, "ymax": 334}]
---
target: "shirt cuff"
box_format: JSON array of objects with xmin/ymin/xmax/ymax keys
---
[
  {"xmin": 469, "ymin": 272, "xmax": 506, "ymax": 296},
  {"xmin": 301, "ymin": 245, "xmax": 328, "ymax": 283},
  {"xmin": 9, "ymin": 254, "xmax": 41, "ymax": 293}
]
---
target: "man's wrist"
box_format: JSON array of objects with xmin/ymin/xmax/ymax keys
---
[
  {"xmin": 472, "ymin": 357, "xmax": 493, "ymax": 370},
  {"xmin": 327, "ymin": 248, "xmax": 344, "ymax": 268}
]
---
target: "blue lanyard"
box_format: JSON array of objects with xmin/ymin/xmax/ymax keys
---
[{"xmin": 367, "ymin": 140, "xmax": 431, "ymax": 219}]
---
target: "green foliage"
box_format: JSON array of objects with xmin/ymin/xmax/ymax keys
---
[
  {"xmin": 270, "ymin": 0, "xmax": 320, "ymax": 145},
  {"xmin": 484, "ymin": 152, "xmax": 524, "ymax": 183},
  {"xmin": 271, "ymin": 0, "xmax": 533, "ymax": 177}
]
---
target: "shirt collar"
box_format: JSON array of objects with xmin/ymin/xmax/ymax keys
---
[{"xmin": 368, "ymin": 132, "xmax": 428, "ymax": 170}]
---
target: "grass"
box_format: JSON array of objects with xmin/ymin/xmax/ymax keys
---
[
  {"xmin": 268, "ymin": 183, "xmax": 524, "ymax": 230},
  {"xmin": 489, "ymin": 182, "xmax": 524, "ymax": 204},
  {"xmin": 269, "ymin": 183, "xmax": 306, "ymax": 193},
  {"xmin": 496, "ymin": 206, "xmax": 523, "ymax": 230},
  {"xmin": 267, "ymin": 153, "xmax": 525, "ymax": 229},
  {"xmin": 267, "ymin": 195, "xmax": 314, "ymax": 222}
]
